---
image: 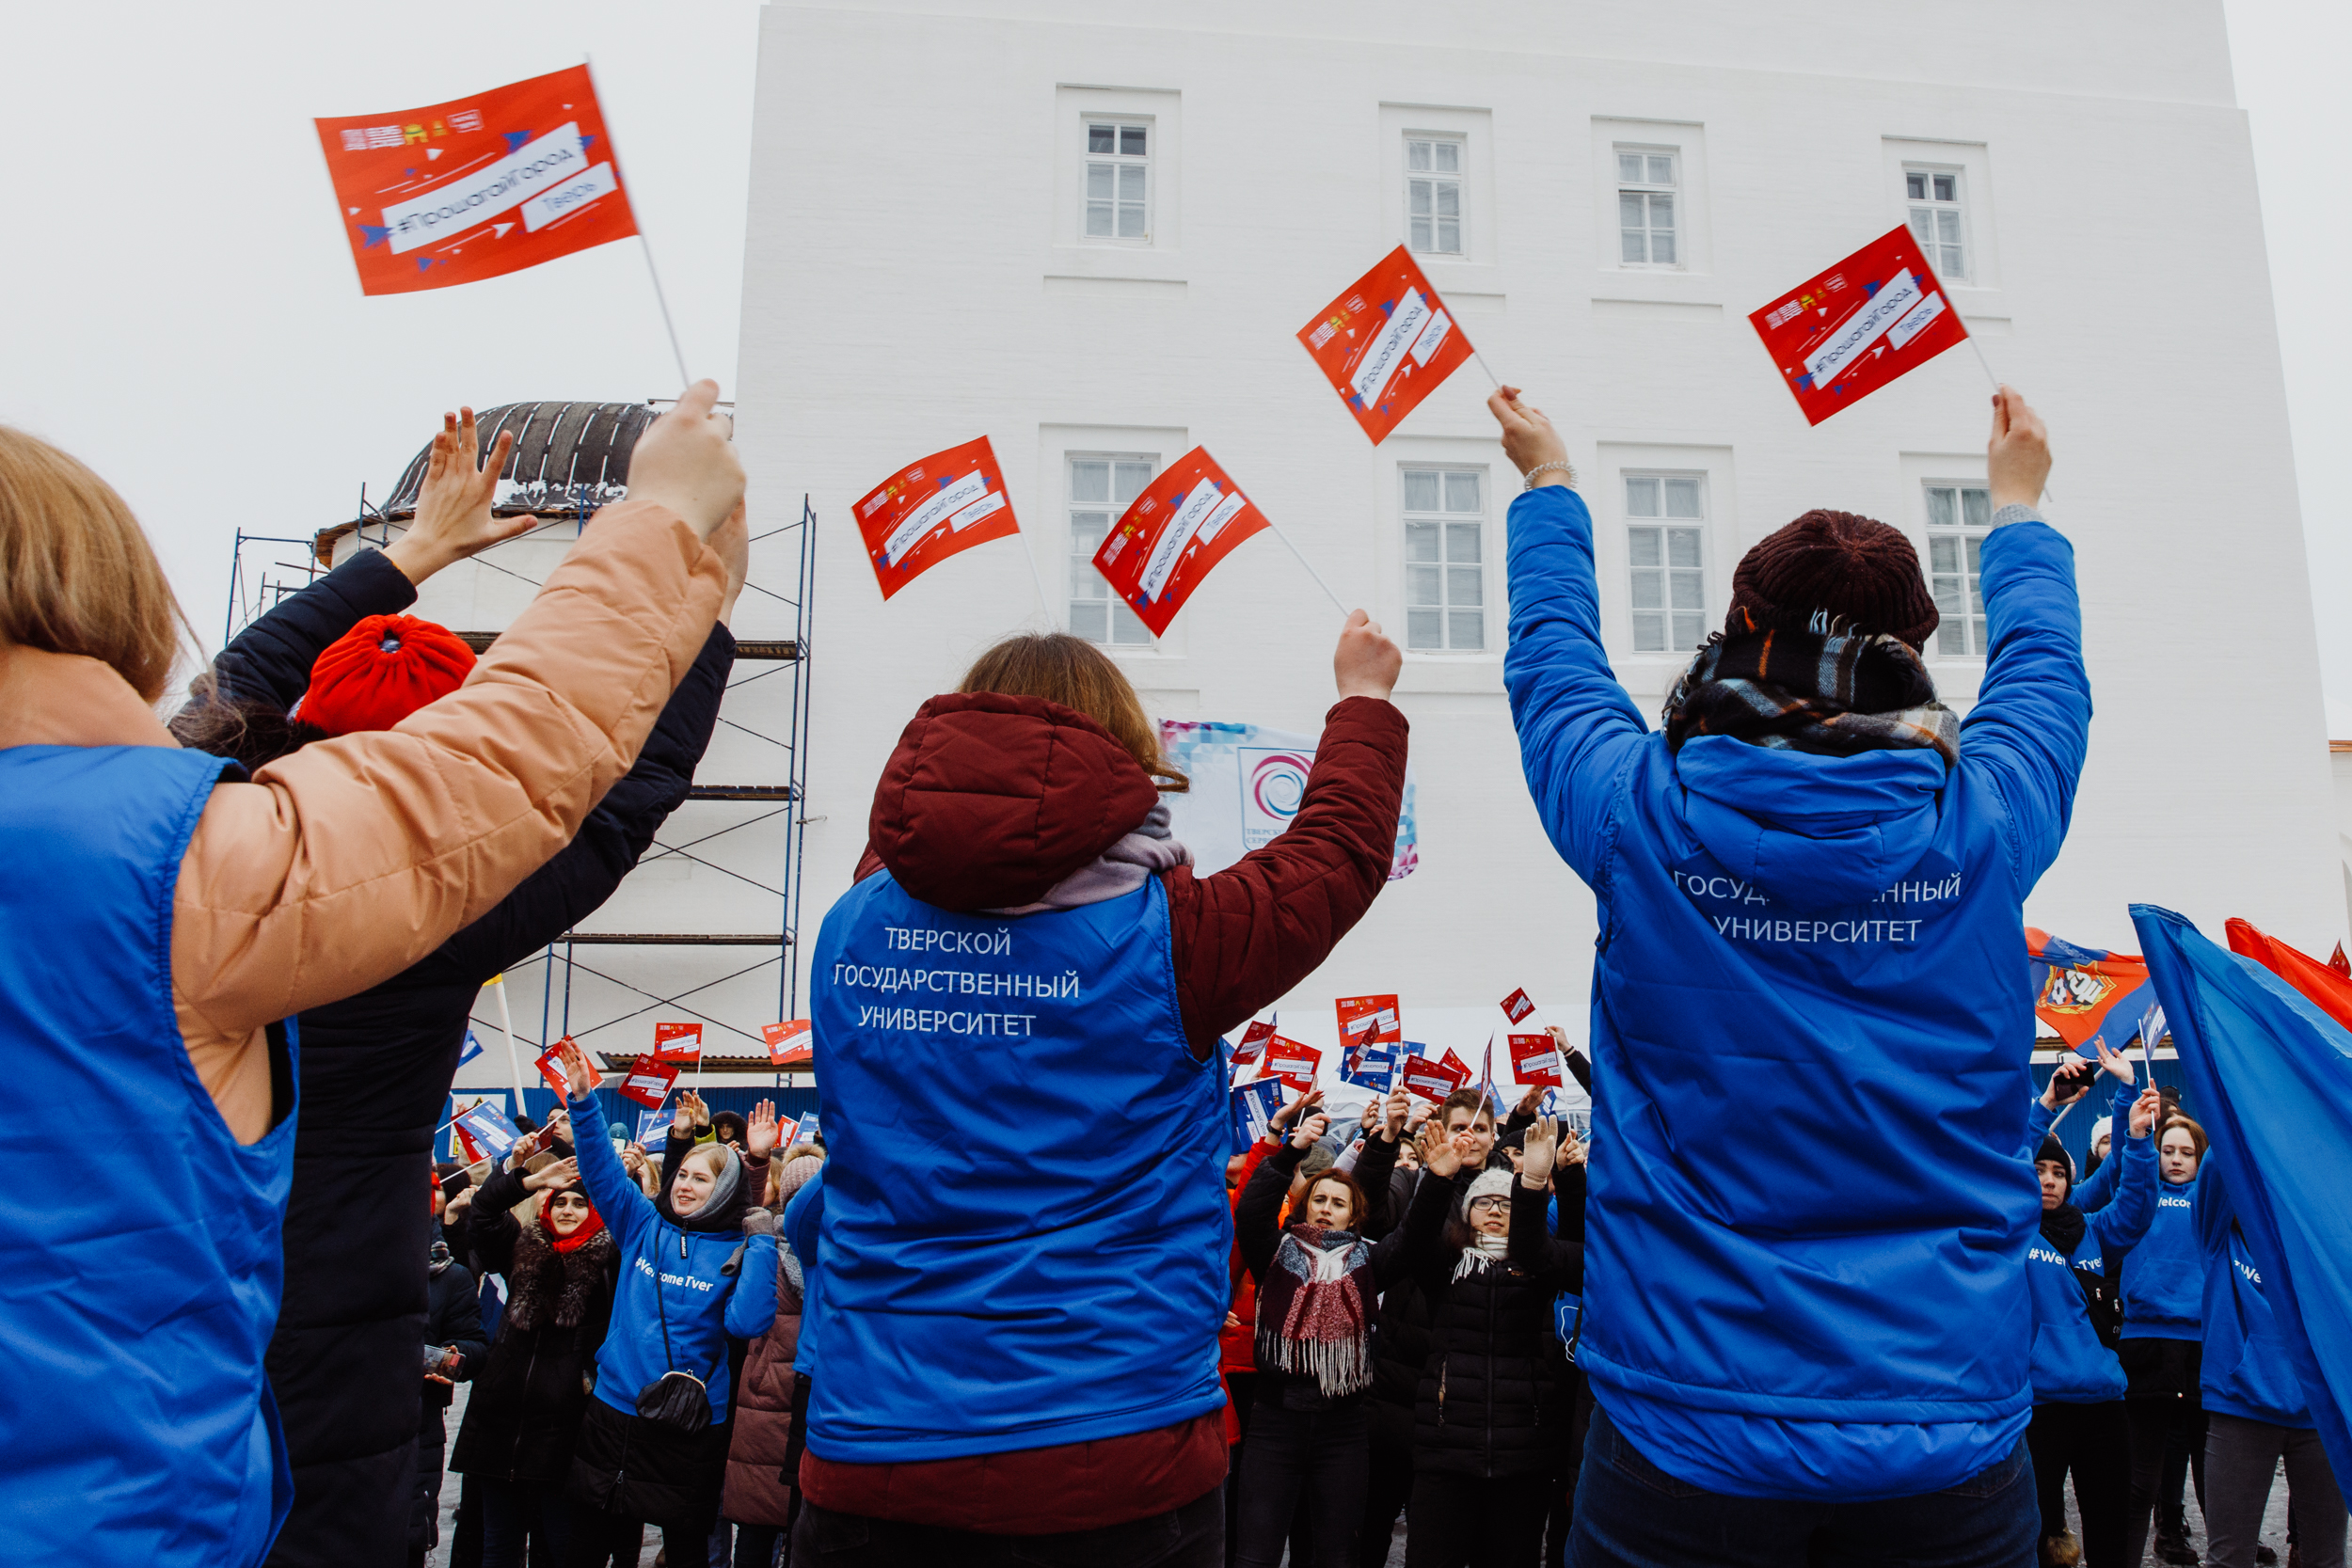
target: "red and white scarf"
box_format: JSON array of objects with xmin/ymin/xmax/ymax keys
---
[{"xmin": 1255, "ymin": 1225, "xmax": 1375, "ymax": 1397}]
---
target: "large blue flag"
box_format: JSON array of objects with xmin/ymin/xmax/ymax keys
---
[{"xmin": 2133, "ymin": 903, "xmax": 2352, "ymax": 1486}]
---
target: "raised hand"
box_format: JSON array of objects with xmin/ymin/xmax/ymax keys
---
[
  {"xmin": 1522, "ymin": 1115, "xmax": 1559, "ymax": 1186},
  {"xmin": 387, "ymin": 407, "xmax": 540, "ymax": 585},
  {"xmin": 1486, "ymin": 385, "xmax": 1569, "ymax": 483},
  {"xmin": 1382, "ymin": 1085, "xmax": 1410, "ymax": 1141},
  {"xmin": 2042, "ymin": 1057, "xmax": 2096, "ymax": 1110},
  {"xmin": 710, "ymin": 500, "xmax": 749, "ymax": 626},
  {"xmin": 2129, "ymin": 1085, "xmax": 2164, "ymax": 1138},
  {"xmin": 1334, "ymin": 609, "xmax": 1402, "ymax": 702},
  {"xmin": 524, "ymin": 1157, "xmax": 580, "ymax": 1192},
  {"xmin": 556, "ymin": 1038, "xmax": 596, "ymax": 1101},
  {"xmin": 442, "ymin": 1187, "xmax": 474, "ymax": 1223},
  {"xmin": 1416, "ymin": 1118, "xmax": 1462, "ymax": 1179},
  {"xmin": 2095, "ymin": 1041, "xmax": 2137, "ymax": 1086},
  {"xmin": 746, "ymin": 1099, "xmax": 779, "ymax": 1158},
  {"xmin": 1562, "ymin": 1125, "xmax": 1588, "ymax": 1167},
  {"xmin": 624, "ymin": 380, "xmax": 746, "ymax": 539},
  {"xmin": 1515, "ymin": 1085, "xmax": 1544, "ymax": 1119},
  {"xmin": 1986, "ymin": 385, "xmax": 2051, "ymax": 509},
  {"xmin": 1291, "ymin": 1112, "xmax": 1330, "ymax": 1151}
]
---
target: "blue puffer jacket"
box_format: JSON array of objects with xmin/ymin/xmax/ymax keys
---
[
  {"xmin": 2023, "ymin": 1097, "xmax": 2156, "ymax": 1403},
  {"xmin": 2119, "ymin": 1164, "xmax": 2203, "ymax": 1341},
  {"xmin": 566, "ymin": 1090, "xmax": 777, "ymax": 1419},
  {"xmin": 1502, "ymin": 484, "xmax": 2089, "ymax": 1501},
  {"xmin": 2197, "ymin": 1166, "xmax": 2312, "ymax": 1427}
]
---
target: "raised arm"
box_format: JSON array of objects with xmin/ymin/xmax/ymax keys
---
[
  {"xmin": 1164, "ymin": 614, "xmax": 1406, "ymax": 1051},
  {"xmin": 2090, "ymin": 1085, "xmax": 2165, "ymax": 1253},
  {"xmin": 1490, "ymin": 389, "xmax": 1650, "ymax": 887},
  {"xmin": 1351, "ymin": 1086, "xmax": 1408, "ymax": 1239},
  {"xmin": 194, "ymin": 551, "xmax": 417, "ymax": 715},
  {"xmin": 2073, "ymin": 1078, "xmax": 2141, "ymax": 1215},
  {"xmin": 560, "ymin": 1042, "xmax": 654, "ymax": 1251},
  {"xmin": 1510, "ymin": 1116, "xmax": 1585, "ymax": 1291},
  {"xmin": 1237, "ymin": 1125, "xmax": 1319, "ymax": 1284},
  {"xmin": 1954, "ymin": 389, "xmax": 2088, "ymax": 891},
  {"xmin": 172, "ymin": 387, "xmax": 745, "ymax": 1143}
]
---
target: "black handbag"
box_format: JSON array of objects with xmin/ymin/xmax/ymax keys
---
[{"xmin": 634, "ymin": 1234, "xmax": 713, "ymax": 1433}]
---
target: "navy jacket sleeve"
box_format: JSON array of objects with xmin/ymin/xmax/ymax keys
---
[
  {"xmin": 425, "ymin": 624, "xmax": 735, "ymax": 985},
  {"xmin": 1957, "ymin": 516, "xmax": 2090, "ymax": 893},
  {"xmin": 1502, "ymin": 485, "xmax": 1652, "ymax": 892},
  {"xmin": 203, "ymin": 548, "xmax": 417, "ymax": 710},
  {"xmin": 1237, "ymin": 1143, "xmax": 1301, "ymax": 1284},
  {"xmin": 1353, "ymin": 1131, "xmax": 1404, "ymax": 1240},
  {"xmin": 429, "ymin": 1264, "xmax": 489, "ymax": 1376},
  {"xmin": 1507, "ymin": 1178, "xmax": 1582, "ymax": 1292}
]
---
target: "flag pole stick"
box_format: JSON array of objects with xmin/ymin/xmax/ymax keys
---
[
  {"xmin": 1470, "ymin": 350, "xmax": 1503, "ymax": 391},
  {"xmin": 490, "ymin": 974, "xmax": 529, "ymax": 1108},
  {"xmin": 581, "ymin": 55, "xmax": 692, "ymax": 389},
  {"xmin": 435, "ymin": 1097, "xmax": 488, "ymax": 1138},
  {"xmin": 1014, "ymin": 525, "xmax": 1057, "ymax": 629},
  {"xmin": 2047, "ymin": 1094, "xmax": 2081, "ymax": 1134},
  {"xmin": 1266, "ymin": 520, "xmax": 1351, "ymax": 620},
  {"xmin": 1964, "ymin": 334, "xmax": 2055, "ymax": 505}
]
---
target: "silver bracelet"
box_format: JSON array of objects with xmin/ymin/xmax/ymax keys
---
[{"xmin": 1521, "ymin": 462, "xmax": 1576, "ymax": 491}]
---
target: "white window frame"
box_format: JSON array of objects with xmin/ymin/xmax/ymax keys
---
[
  {"xmin": 1401, "ymin": 466, "xmax": 1487, "ymax": 653},
  {"xmin": 1622, "ymin": 471, "xmax": 1709, "ymax": 654},
  {"xmin": 1405, "ymin": 135, "xmax": 1467, "ymax": 259},
  {"xmin": 1066, "ymin": 451, "xmax": 1158, "ymax": 647},
  {"xmin": 1614, "ymin": 146, "xmax": 1681, "ymax": 269},
  {"xmin": 1904, "ymin": 165, "xmax": 1969, "ymax": 284},
  {"xmin": 1081, "ymin": 117, "xmax": 1152, "ymax": 245},
  {"xmin": 1922, "ymin": 481, "xmax": 1994, "ymax": 657}
]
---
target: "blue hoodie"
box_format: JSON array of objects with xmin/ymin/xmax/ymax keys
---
[
  {"xmin": 1502, "ymin": 484, "xmax": 2089, "ymax": 1501},
  {"xmin": 2119, "ymin": 1160, "xmax": 2203, "ymax": 1341},
  {"xmin": 567, "ymin": 1090, "xmax": 778, "ymax": 1419},
  {"xmin": 2197, "ymin": 1165, "xmax": 2312, "ymax": 1427},
  {"xmin": 2023, "ymin": 1097, "xmax": 2156, "ymax": 1403}
]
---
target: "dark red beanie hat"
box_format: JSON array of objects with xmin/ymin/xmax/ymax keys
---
[
  {"xmin": 300, "ymin": 614, "xmax": 477, "ymax": 736},
  {"xmin": 1725, "ymin": 510, "xmax": 1940, "ymax": 648}
]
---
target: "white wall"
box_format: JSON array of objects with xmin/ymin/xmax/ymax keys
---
[{"xmin": 724, "ymin": 0, "xmax": 2336, "ymax": 1066}]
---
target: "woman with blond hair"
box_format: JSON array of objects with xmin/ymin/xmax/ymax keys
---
[
  {"xmin": 0, "ymin": 383, "xmax": 744, "ymax": 1566},
  {"xmin": 794, "ymin": 616, "xmax": 1407, "ymax": 1565}
]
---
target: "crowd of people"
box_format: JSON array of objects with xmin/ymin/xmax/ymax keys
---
[{"xmin": 3, "ymin": 375, "xmax": 2346, "ymax": 1568}]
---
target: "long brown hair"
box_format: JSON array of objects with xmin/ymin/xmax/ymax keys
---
[
  {"xmin": 959, "ymin": 632, "xmax": 1188, "ymax": 791},
  {"xmin": 1294, "ymin": 1168, "xmax": 1368, "ymax": 1232},
  {"xmin": 0, "ymin": 427, "xmax": 192, "ymax": 703}
]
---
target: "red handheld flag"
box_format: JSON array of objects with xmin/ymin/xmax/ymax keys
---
[
  {"xmin": 618, "ymin": 1053, "xmax": 680, "ymax": 1110},
  {"xmin": 1091, "ymin": 448, "xmax": 1271, "ymax": 638},
  {"xmin": 314, "ymin": 65, "xmax": 638, "ymax": 296},
  {"xmin": 763, "ymin": 1019, "xmax": 813, "ymax": 1069},
  {"xmin": 1263, "ymin": 1036, "xmax": 1323, "ymax": 1094},
  {"xmin": 1500, "ymin": 988, "xmax": 1536, "ymax": 1025},
  {"xmin": 535, "ymin": 1037, "xmax": 600, "ymax": 1099},
  {"xmin": 1335, "ymin": 994, "xmax": 1403, "ymax": 1049},
  {"xmin": 1298, "ymin": 246, "xmax": 1477, "ymax": 444},
  {"xmin": 652, "ymin": 1022, "xmax": 703, "ymax": 1064},
  {"xmin": 1399, "ymin": 1048, "xmax": 1470, "ymax": 1104},
  {"xmin": 1749, "ymin": 226, "xmax": 1969, "ymax": 426},
  {"xmin": 1509, "ymin": 1033, "xmax": 1564, "ymax": 1088},
  {"xmin": 853, "ymin": 436, "xmax": 1020, "ymax": 600},
  {"xmin": 1233, "ymin": 1019, "xmax": 1277, "ymax": 1068}
]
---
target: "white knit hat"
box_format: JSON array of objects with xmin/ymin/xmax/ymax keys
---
[{"xmin": 1464, "ymin": 1168, "xmax": 1515, "ymax": 1207}]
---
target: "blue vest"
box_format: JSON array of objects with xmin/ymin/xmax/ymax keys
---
[
  {"xmin": 0, "ymin": 746, "xmax": 297, "ymax": 1563},
  {"xmin": 805, "ymin": 872, "xmax": 1226, "ymax": 1461}
]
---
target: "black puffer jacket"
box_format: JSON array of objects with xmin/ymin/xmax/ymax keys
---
[
  {"xmin": 1400, "ymin": 1171, "xmax": 1582, "ymax": 1478},
  {"xmin": 193, "ymin": 552, "xmax": 736, "ymax": 1568},
  {"xmin": 448, "ymin": 1169, "xmax": 621, "ymax": 1482},
  {"xmin": 421, "ymin": 1248, "xmax": 487, "ymax": 1420}
]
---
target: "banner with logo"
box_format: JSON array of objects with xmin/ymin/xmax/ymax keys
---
[
  {"xmin": 1400, "ymin": 1048, "xmax": 1470, "ymax": 1104},
  {"xmin": 1337, "ymin": 994, "xmax": 1403, "ymax": 1047},
  {"xmin": 853, "ymin": 436, "xmax": 1021, "ymax": 600},
  {"xmin": 535, "ymin": 1037, "xmax": 599, "ymax": 1100},
  {"xmin": 1510, "ymin": 1032, "xmax": 1564, "ymax": 1088},
  {"xmin": 453, "ymin": 1100, "xmax": 522, "ymax": 1164},
  {"xmin": 2026, "ymin": 927, "xmax": 2156, "ymax": 1060},
  {"xmin": 1263, "ymin": 1036, "xmax": 1323, "ymax": 1095},
  {"xmin": 1091, "ymin": 448, "xmax": 1271, "ymax": 638},
  {"xmin": 1297, "ymin": 245, "xmax": 1477, "ymax": 444},
  {"xmin": 1749, "ymin": 225, "xmax": 1969, "ymax": 425},
  {"xmin": 1158, "ymin": 721, "xmax": 1418, "ymax": 882},
  {"xmin": 764, "ymin": 1019, "xmax": 813, "ymax": 1068},
  {"xmin": 653, "ymin": 1022, "xmax": 703, "ymax": 1064},
  {"xmin": 793, "ymin": 1112, "xmax": 822, "ymax": 1145},
  {"xmin": 314, "ymin": 65, "xmax": 637, "ymax": 296},
  {"xmin": 1232, "ymin": 1076, "xmax": 1287, "ymax": 1153},
  {"xmin": 634, "ymin": 1102, "xmax": 674, "ymax": 1146},
  {"xmin": 1343, "ymin": 1040, "xmax": 1399, "ymax": 1093},
  {"xmin": 1500, "ymin": 988, "xmax": 1536, "ymax": 1025},
  {"xmin": 1232, "ymin": 1018, "xmax": 1277, "ymax": 1070},
  {"xmin": 618, "ymin": 1053, "xmax": 679, "ymax": 1110}
]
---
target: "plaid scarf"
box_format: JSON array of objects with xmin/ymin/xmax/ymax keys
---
[
  {"xmin": 1254, "ymin": 1225, "xmax": 1375, "ymax": 1398},
  {"xmin": 1662, "ymin": 621, "xmax": 1959, "ymax": 766}
]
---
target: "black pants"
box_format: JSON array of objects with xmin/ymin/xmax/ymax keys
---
[
  {"xmin": 1233, "ymin": 1397, "xmax": 1368, "ymax": 1568},
  {"xmin": 2027, "ymin": 1401, "xmax": 2130, "ymax": 1565},
  {"xmin": 1225, "ymin": 1371, "xmax": 1259, "ymax": 1568},
  {"xmin": 2126, "ymin": 1395, "xmax": 2208, "ymax": 1566},
  {"xmin": 790, "ymin": 1486, "xmax": 1223, "ymax": 1566},
  {"xmin": 1358, "ymin": 1400, "xmax": 1416, "ymax": 1568},
  {"xmin": 1405, "ymin": 1471, "xmax": 1550, "ymax": 1568},
  {"xmin": 410, "ymin": 1412, "xmax": 449, "ymax": 1568},
  {"xmin": 735, "ymin": 1521, "xmax": 785, "ymax": 1566},
  {"xmin": 2203, "ymin": 1412, "xmax": 2348, "ymax": 1568}
]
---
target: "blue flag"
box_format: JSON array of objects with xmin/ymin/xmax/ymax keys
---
[
  {"xmin": 453, "ymin": 1100, "xmax": 521, "ymax": 1162},
  {"xmin": 1232, "ymin": 1076, "xmax": 1285, "ymax": 1154},
  {"xmin": 2134, "ymin": 903, "xmax": 2352, "ymax": 1487},
  {"xmin": 459, "ymin": 1029, "xmax": 485, "ymax": 1068},
  {"xmin": 1343, "ymin": 1040, "xmax": 1397, "ymax": 1092},
  {"xmin": 794, "ymin": 1112, "xmax": 821, "ymax": 1144},
  {"xmin": 633, "ymin": 1102, "xmax": 672, "ymax": 1146}
]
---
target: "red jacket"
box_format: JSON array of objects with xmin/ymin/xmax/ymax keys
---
[{"xmin": 803, "ymin": 692, "xmax": 1408, "ymax": 1532}]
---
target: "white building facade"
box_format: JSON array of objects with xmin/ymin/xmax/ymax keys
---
[{"xmin": 715, "ymin": 0, "xmax": 2337, "ymax": 1077}]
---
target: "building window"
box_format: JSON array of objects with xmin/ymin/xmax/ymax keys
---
[
  {"xmin": 1625, "ymin": 475, "xmax": 1705, "ymax": 652},
  {"xmin": 1069, "ymin": 455, "xmax": 1155, "ymax": 645},
  {"xmin": 1085, "ymin": 121, "xmax": 1150, "ymax": 241},
  {"xmin": 1905, "ymin": 168, "xmax": 1966, "ymax": 282},
  {"xmin": 1406, "ymin": 137, "xmax": 1464, "ymax": 256},
  {"xmin": 1616, "ymin": 149, "xmax": 1678, "ymax": 266},
  {"xmin": 1404, "ymin": 467, "xmax": 1484, "ymax": 651},
  {"xmin": 1925, "ymin": 483, "xmax": 1992, "ymax": 656}
]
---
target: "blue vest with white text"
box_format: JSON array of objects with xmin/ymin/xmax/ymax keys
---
[
  {"xmin": 0, "ymin": 746, "xmax": 297, "ymax": 1564},
  {"xmin": 804, "ymin": 871, "xmax": 1226, "ymax": 1461}
]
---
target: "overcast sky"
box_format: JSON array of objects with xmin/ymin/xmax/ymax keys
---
[{"xmin": 4, "ymin": 2, "xmax": 2344, "ymax": 720}]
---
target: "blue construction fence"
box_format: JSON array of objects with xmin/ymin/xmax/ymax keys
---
[{"xmin": 440, "ymin": 1084, "xmax": 820, "ymax": 1162}]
